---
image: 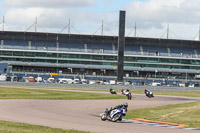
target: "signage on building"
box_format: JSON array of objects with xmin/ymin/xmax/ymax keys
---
[{"xmin": 50, "ymin": 73, "xmax": 58, "ymax": 76}]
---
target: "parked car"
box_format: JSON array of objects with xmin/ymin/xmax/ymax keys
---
[
  {"xmin": 151, "ymin": 82, "xmax": 161, "ymax": 86},
  {"xmin": 74, "ymin": 78, "xmax": 81, "ymax": 84},
  {"xmin": 58, "ymin": 78, "xmax": 68, "ymax": 84},
  {"xmin": 81, "ymin": 79, "xmax": 88, "ymax": 84}
]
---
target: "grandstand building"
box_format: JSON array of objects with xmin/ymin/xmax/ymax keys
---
[{"xmin": 0, "ymin": 31, "xmax": 200, "ymax": 80}]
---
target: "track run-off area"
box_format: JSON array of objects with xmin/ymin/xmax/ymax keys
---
[{"xmin": 0, "ymin": 86, "xmax": 200, "ymax": 133}]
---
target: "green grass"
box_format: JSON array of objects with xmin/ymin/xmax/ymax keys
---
[
  {"xmin": 48, "ymin": 88, "xmax": 200, "ymax": 98},
  {"xmin": 3, "ymin": 85, "xmax": 200, "ymax": 98},
  {"xmin": 125, "ymin": 101, "xmax": 200, "ymax": 128},
  {"xmin": 0, "ymin": 120, "xmax": 90, "ymax": 133},
  {"xmin": 0, "ymin": 85, "xmax": 109, "ymax": 92},
  {"xmin": 0, "ymin": 86, "xmax": 125, "ymax": 133},
  {"xmin": 133, "ymin": 90, "xmax": 200, "ymax": 97},
  {"xmin": 1, "ymin": 86, "xmax": 200, "ymax": 131},
  {"xmin": 0, "ymin": 87, "xmax": 126, "ymax": 100}
]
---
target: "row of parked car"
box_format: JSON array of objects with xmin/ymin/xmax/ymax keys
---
[
  {"xmin": 147, "ymin": 82, "xmax": 200, "ymax": 87},
  {"xmin": 18, "ymin": 76, "xmax": 133, "ymax": 85},
  {"xmin": 2, "ymin": 74, "xmax": 200, "ymax": 87},
  {"xmin": 47, "ymin": 78, "xmax": 129, "ymax": 85}
]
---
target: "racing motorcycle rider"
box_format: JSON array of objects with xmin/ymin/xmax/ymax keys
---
[
  {"xmin": 121, "ymin": 89, "xmax": 132, "ymax": 100},
  {"xmin": 121, "ymin": 89, "xmax": 130, "ymax": 95},
  {"xmin": 144, "ymin": 89, "xmax": 150, "ymax": 95},
  {"xmin": 144, "ymin": 89, "xmax": 154, "ymax": 97},
  {"xmin": 105, "ymin": 102, "xmax": 128, "ymax": 116},
  {"xmin": 110, "ymin": 88, "xmax": 117, "ymax": 94}
]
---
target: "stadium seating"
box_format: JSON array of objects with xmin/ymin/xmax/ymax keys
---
[
  {"xmin": 86, "ymin": 43, "xmax": 113, "ymax": 54},
  {"xmin": 59, "ymin": 42, "xmax": 85, "ymax": 52},
  {"xmin": 125, "ymin": 45, "xmax": 141, "ymax": 55},
  {"xmin": 170, "ymin": 47, "xmax": 195, "ymax": 58},
  {"xmin": 141, "ymin": 45, "xmax": 168, "ymax": 56},
  {"xmin": 4, "ymin": 40, "xmax": 29, "ymax": 49},
  {"xmin": 1, "ymin": 39, "xmax": 198, "ymax": 59},
  {"xmin": 31, "ymin": 40, "xmax": 56, "ymax": 51}
]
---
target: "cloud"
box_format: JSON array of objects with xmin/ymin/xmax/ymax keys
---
[
  {"xmin": 2, "ymin": 0, "xmax": 97, "ymax": 32},
  {"xmin": 125, "ymin": 0, "xmax": 200, "ymax": 29},
  {"xmin": 1, "ymin": 0, "xmax": 119, "ymax": 34},
  {"xmin": 4, "ymin": 0, "xmax": 95, "ymax": 8},
  {"xmin": 3, "ymin": 6, "xmax": 118, "ymax": 34},
  {"xmin": 5, "ymin": 8, "xmax": 76, "ymax": 31},
  {"xmin": 103, "ymin": 0, "xmax": 112, "ymax": 6},
  {"xmin": 2, "ymin": 0, "xmax": 200, "ymax": 40}
]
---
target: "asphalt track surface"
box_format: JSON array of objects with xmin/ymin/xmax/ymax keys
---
[{"xmin": 0, "ymin": 89, "xmax": 199, "ymax": 133}]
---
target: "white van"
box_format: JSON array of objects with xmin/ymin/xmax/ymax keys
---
[
  {"xmin": 151, "ymin": 82, "xmax": 161, "ymax": 86},
  {"xmin": 109, "ymin": 80, "xmax": 116, "ymax": 85},
  {"xmin": 36, "ymin": 77, "xmax": 43, "ymax": 83},
  {"xmin": 0, "ymin": 74, "xmax": 7, "ymax": 81},
  {"xmin": 89, "ymin": 80, "xmax": 95, "ymax": 84},
  {"xmin": 178, "ymin": 83, "xmax": 185, "ymax": 87}
]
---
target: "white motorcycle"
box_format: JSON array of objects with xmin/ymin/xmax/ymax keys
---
[{"xmin": 121, "ymin": 89, "xmax": 132, "ymax": 100}]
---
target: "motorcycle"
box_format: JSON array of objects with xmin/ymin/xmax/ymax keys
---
[
  {"xmin": 121, "ymin": 89, "xmax": 132, "ymax": 100},
  {"xmin": 110, "ymin": 88, "xmax": 117, "ymax": 94},
  {"xmin": 145, "ymin": 91, "xmax": 154, "ymax": 98},
  {"xmin": 101, "ymin": 107, "xmax": 127, "ymax": 122},
  {"xmin": 126, "ymin": 92, "xmax": 132, "ymax": 100}
]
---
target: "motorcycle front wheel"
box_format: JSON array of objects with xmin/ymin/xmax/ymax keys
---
[
  {"xmin": 111, "ymin": 113, "xmax": 122, "ymax": 122},
  {"xmin": 101, "ymin": 113, "xmax": 107, "ymax": 121}
]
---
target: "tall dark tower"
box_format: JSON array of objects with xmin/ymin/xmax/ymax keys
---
[{"xmin": 117, "ymin": 10, "xmax": 126, "ymax": 82}]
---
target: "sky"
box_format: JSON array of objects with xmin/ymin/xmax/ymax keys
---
[{"xmin": 0, "ymin": 0, "xmax": 200, "ymax": 40}]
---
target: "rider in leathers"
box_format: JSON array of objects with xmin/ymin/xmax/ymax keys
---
[
  {"xmin": 144, "ymin": 89, "xmax": 150, "ymax": 95},
  {"xmin": 144, "ymin": 89, "xmax": 154, "ymax": 97},
  {"xmin": 106, "ymin": 102, "xmax": 128, "ymax": 115}
]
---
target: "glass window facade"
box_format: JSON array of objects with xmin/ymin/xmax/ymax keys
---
[{"xmin": 0, "ymin": 50, "xmax": 200, "ymax": 70}]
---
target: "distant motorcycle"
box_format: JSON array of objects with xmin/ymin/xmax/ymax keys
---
[
  {"xmin": 101, "ymin": 107, "xmax": 127, "ymax": 122},
  {"xmin": 126, "ymin": 92, "xmax": 132, "ymax": 100},
  {"xmin": 121, "ymin": 89, "xmax": 132, "ymax": 100},
  {"xmin": 110, "ymin": 88, "xmax": 117, "ymax": 94},
  {"xmin": 145, "ymin": 90, "xmax": 154, "ymax": 98}
]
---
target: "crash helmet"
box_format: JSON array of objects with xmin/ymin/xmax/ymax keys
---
[{"xmin": 123, "ymin": 102, "xmax": 128, "ymax": 108}]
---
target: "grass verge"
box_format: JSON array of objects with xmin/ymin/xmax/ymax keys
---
[
  {"xmin": 0, "ymin": 87, "xmax": 125, "ymax": 100},
  {"xmin": 125, "ymin": 101, "xmax": 200, "ymax": 128},
  {"xmin": 133, "ymin": 90, "xmax": 200, "ymax": 97},
  {"xmin": 0, "ymin": 120, "xmax": 90, "ymax": 133},
  {"xmin": 1, "ymin": 85, "xmax": 200, "ymax": 98}
]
